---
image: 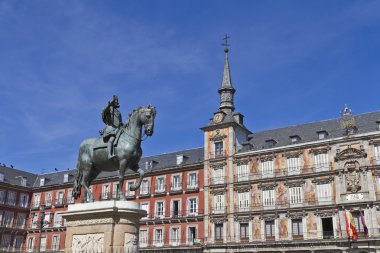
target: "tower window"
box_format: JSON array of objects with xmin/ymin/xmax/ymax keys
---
[{"xmin": 214, "ymin": 142, "xmax": 224, "ymax": 156}]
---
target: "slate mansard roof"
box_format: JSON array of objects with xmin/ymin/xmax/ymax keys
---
[
  {"xmin": 0, "ymin": 165, "xmax": 37, "ymax": 188},
  {"xmin": 240, "ymin": 110, "xmax": 380, "ymax": 153},
  {"xmin": 30, "ymin": 147, "xmax": 204, "ymax": 188}
]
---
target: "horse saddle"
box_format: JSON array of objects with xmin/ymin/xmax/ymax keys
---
[{"xmin": 93, "ymin": 129, "xmax": 123, "ymax": 150}]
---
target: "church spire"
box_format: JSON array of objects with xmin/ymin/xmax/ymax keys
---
[{"xmin": 218, "ymin": 34, "xmax": 235, "ymax": 113}]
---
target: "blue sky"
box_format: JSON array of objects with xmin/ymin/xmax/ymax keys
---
[{"xmin": 0, "ymin": 0, "xmax": 379, "ymax": 173}]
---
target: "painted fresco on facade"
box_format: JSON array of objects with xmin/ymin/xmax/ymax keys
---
[
  {"xmin": 306, "ymin": 212, "xmax": 318, "ymax": 238},
  {"xmin": 276, "ymin": 183, "xmax": 288, "ymax": 206},
  {"xmin": 252, "ymin": 217, "xmax": 261, "ymax": 240},
  {"xmin": 251, "ymin": 184, "xmax": 261, "ymax": 207},
  {"xmin": 279, "ymin": 218, "xmax": 289, "ymax": 239},
  {"xmin": 304, "ymin": 179, "xmax": 316, "ymax": 204}
]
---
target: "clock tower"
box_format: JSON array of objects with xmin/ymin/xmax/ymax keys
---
[{"xmin": 201, "ymin": 38, "xmax": 252, "ymax": 245}]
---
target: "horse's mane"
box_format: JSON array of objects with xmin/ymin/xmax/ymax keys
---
[{"xmin": 124, "ymin": 105, "xmax": 156, "ymax": 128}]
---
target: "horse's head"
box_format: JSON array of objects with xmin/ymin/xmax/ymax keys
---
[{"xmin": 140, "ymin": 105, "xmax": 156, "ymax": 136}]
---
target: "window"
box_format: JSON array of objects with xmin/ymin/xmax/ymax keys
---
[
  {"xmin": 213, "ymin": 194, "xmax": 225, "ymax": 213},
  {"xmin": 352, "ymin": 212, "xmax": 365, "ymax": 233},
  {"xmin": 64, "ymin": 173, "xmax": 69, "ymax": 183},
  {"xmin": 141, "ymin": 203, "xmax": 149, "ymax": 218},
  {"xmin": 0, "ymin": 172, "xmax": 4, "ymax": 182},
  {"xmin": 4, "ymin": 211, "xmax": 14, "ymax": 227},
  {"xmin": 265, "ymin": 139, "xmax": 276, "ymax": 148},
  {"xmin": 262, "ymin": 190, "xmax": 275, "ymax": 207},
  {"xmin": 86, "ymin": 186, "xmax": 93, "ymax": 202},
  {"xmin": 126, "ymin": 181, "xmax": 135, "ymax": 196},
  {"xmin": 33, "ymin": 194, "xmax": 41, "ymax": 207},
  {"xmin": 286, "ymin": 157, "xmax": 301, "ymax": 175},
  {"xmin": 145, "ymin": 160, "xmax": 156, "ymax": 170},
  {"xmin": 0, "ymin": 211, "xmax": 2, "ymax": 226},
  {"xmin": 188, "ymin": 226, "xmax": 197, "ymax": 244},
  {"xmin": 54, "ymin": 213, "xmax": 62, "ymax": 227},
  {"xmin": 318, "ymin": 131, "xmax": 328, "ymax": 140},
  {"xmin": 31, "ymin": 213, "xmax": 38, "ymax": 228},
  {"xmin": 154, "ymin": 228, "xmax": 164, "ymax": 246},
  {"xmin": 6, "ymin": 191, "xmax": 16, "ymax": 205},
  {"xmin": 14, "ymin": 236, "xmax": 23, "ymax": 251},
  {"xmin": 261, "ymin": 160, "xmax": 274, "ymax": 178},
  {"xmin": 292, "ymin": 219, "xmax": 303, "ymax": 238},
  {"xmin": 102, "ymin": 184, "xmax": 110, "ymax": 199},
  {"xmin": 188, "ymin": 172, "xmax": 198, "ymax": 188},
  {"xmin": 237, "ymin": 162, "xmax": 249, "ymax": 181},
  {"xmin": 56, "ymin": 191, "xmax": 64, "ymax": 205},
  {"xmin": 238, "ymin": 192, "xmax": 250, "ymax": 211},
  {"xmin": 177, "ymin": 154, "xmax": 184, "ymax": 165},
  {"xmin": 170, "ymin": 227, "xmax": 180, "ymax": 245},
  {"xmin": 40, "ymin": 178, "xmax": 45, "ymax": 186},
  {"xmin": 215, "ymin": 224, "xmax": 223, "ymax": 241},
  {"xmin": 44, "ymin": 213, "xmax": 52, "ymax": 227},
  {"xmin": 28, "ymin": 237, "xmax": 35, "ymax": 252},
  {"xmin": 140, "ymin": 230, "xmax": 148, "ymax": 247},
  {"xmin": 265, "ymin": 220, "xmax": 275, "ymax": 240},
  {"xmin": 155, "ymin": 201, "xmax": 165, "ymax": 217},
  {"xmin": 317, "ymin": 183, "xmax": 332, "ymax": 203},
  {"xmin": 0, "ymin": 234, "xmax": 11, "ymax": 249},
  {"xmin": 16, "ymin": 213, "xmax": 26, "ymax": 228},
  {"xmin": 171, "ymin": 200, "xmax": 180, "ymax": 217},
  {"xmin": 375, "ymin": 145, "xmax": 380, "ymax": 164},
  {"xmin": 40, "ymin": 236, "xmax": 47, "ymax": 251},
  {"xmin": 52, "ymin": 236, "xmax": 60, "ymax": 251},
  {"xmin": 67, "ymin": 189, "xmax": 74, "ymax": 204},
  {"xmin": 45, "ymin": 192, "xmax": 52, "ymax": 206},
  {"xmin": 0, "ymin": 190, "xmax": 5, "ymax": 204},
  {"xmin": 171, "ymin": 175, "xmax": 181, "ymax": 190},
  {"xmin": 240, "ymin": 223, "xmax": 249, "ymax": 241},
  {"xmin": 290, "ymin": 135, "xmax": 300, "ymax": 144},
  {"xmin": 314, "ymin": 153, "xmax": 329, "ymax": 171},
  {"xmin": 213, "ymin": 167, "xmax": 225, "ymax": 184},
  {"xmin": 21, "ymin": 177, "xmax": 27, "ymax": 186},
  {"xmin": 289, "ymin": 187, "xmax": 302, "ymax": 205},
  {"xmin": 188, "ymin": 198, "xmax": 197, "ymax": 215},
  {"xmin": 19, "ymin": 193, "xmax": 29, "ymax": 208},
  {"xmin": 214, "ymin": 141, "xmax": 224, "ymax": 157},
  {"xmin": 141, "ymin": 179, "xmax": 150, "ymax": 195},
  {"xmin": 156, "ymin": 177, "xmax": 165, "ymax": 192}
]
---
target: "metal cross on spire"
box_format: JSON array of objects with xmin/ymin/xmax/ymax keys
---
[{"xmin": 221, "ymin": 34, "xmax": 230, "ymax": 52}]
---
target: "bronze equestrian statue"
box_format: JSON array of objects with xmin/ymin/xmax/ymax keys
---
[{"xmin": 72, "ymin": 96, "xmax": 156, "ymax": 202}]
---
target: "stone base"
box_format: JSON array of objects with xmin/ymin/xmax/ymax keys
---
[{"xmin": 61, "ymin": 200, "xmax": 146, "ymax": 253}]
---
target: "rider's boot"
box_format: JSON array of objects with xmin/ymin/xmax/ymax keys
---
[{"xmin": 108, "ymin": 136, "xmax": 116, "ymax": 159}]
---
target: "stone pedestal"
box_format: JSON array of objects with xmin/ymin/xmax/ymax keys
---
[{"xmin": 61, "ymin": 200, "xmax": 146, "ymax": 253}]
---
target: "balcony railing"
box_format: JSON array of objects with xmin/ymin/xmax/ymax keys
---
[
  {"xmin": 233, "ymin": 164, "xmax": 333, "ymax": 183},
  {"xmin": 31, "ymin": 201, "xmax": 41, "ymax": 209},
  {"xmin": 185, "ymin": 182, "xmax": 199, "ymax": 192},
  {"xmin": 55, "ymin": 198, "xmax": 65, "ymax": 207},
  {"xmin": 139, "ymin": 188, "xmax": 151, "ymax": 198},
  {"xmin": 67, "ymin": 196, "xmax": 75, "ymax": 204},
  {"xmin": 154, "ymin": 186, "xmax": 166, "ymax": 196},
  {"xmin": 141, "ymin": 209, "xmax": 204, "ymax": 221},
  {"xmin": 44, "ymin": 199, "xmax": 52, "ymax": 208},
  {"xmin": 210, "ymin": 177, "xmax": 226, "ymax": 185},
  {"xmin": 211, "ymin": 206, "xmax": 227, "ymax": 214},
  {"xmin": 170, "ymin": 183, "xmax": 182, "ymax": 193},
  {"xmin": 139, "ymin": 238, "xmax": 204, "ymax": 248},
  {"xmin": 208, "ymin": 150, "xmax": 226, "ymax": 159}
]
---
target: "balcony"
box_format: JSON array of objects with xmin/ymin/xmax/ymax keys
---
[
  {"xmin": 31, "ymin": 201, "xmax": 41, "ymax": 210},
  {"xmin": 154, "ymin": 186, "xmax": 166, "ymax": 196},
  {"xmin": 170, "ymin": 183, "xmax": 182, "ymax": 194},
  {"xmin": 19, "ymin": 202, "xmax": 29, "ymax": 208},
  {"xmin": 210, "ymin": 177, "xmax": 226, "ymax": 186},
  {"xmin": 67, "ymin": 196, "xmax": 75, "ymax": 204},
  {"xmin": 139, "ymin": 188, "xmax": 151, "ymax": 198},
  {"xmin": 140, "ymin": 238, "xmax": 204, "ymax": 248},
  {"xmin": 208, "ymin": 150, "xmax": 226, "ymax": 160},
  {"xmin": 44, "ymin": 199, "xmax": 52, "ymax": 208},
  {"xmin": 100, "ymin": 192, "xmax": 111, "ymax": 200},
  {"xmin": 211, "ymin": 206, "xmax": 227, "ymax": 215},
  {"xmin": 126, "ymin": 191, "xmax": 136, "ymax": 199},
  {"xmin": 54, "ymin": 198, "xmax": 65, "ymax": 207},
  {"xmin": 185, "ymin": 182, "xmax": 199, "ymax": 192}
]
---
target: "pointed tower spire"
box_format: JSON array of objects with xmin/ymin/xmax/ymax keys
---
[{"xmin": 218, "ymin": 34, "xmax": 236, "ymax": 113}]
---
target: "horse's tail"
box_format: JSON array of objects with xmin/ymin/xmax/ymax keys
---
[{"xmin": 72, "ymin": 145, "xmax": 84, "ymax": 200}]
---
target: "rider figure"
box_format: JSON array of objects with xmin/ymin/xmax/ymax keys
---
[{"xmin": 101, "ymin": 95, "xmax": 123, "ymax": 159}]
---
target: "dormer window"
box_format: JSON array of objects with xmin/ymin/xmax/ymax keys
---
[
  {"xmin": 265, "ymin": 139, "xmax": 276, "ymax": 149},
  {"xmin": 21, "ymin": 177, "xmax": 27, "ymax": 186},
  {"xmin": 377, "ymin": 120, "xmax": 380, "ymax": 131},
  {"xmin": 63, "ymin": 174, "xmax": 69, "ymax": 183},
  {"xmin": 346, "ymin": 127, "xmax": 357, "ymax": 135},
  {"xmin": 317, "ymin": 131, "xmax": 328, "ymax": 140},
  {"xmin": 40, "ymin": 178, "xmax": 45, "ymax": 186},
  {"xmin": 176, "ymin": 155, "xmax": 184, "ymax": 165},
  {"xmin": 290, "ymin": 135, "xmax": 301, "ymax": 144},
  {"xmin": 0, "ymin": 172, "xmax": 4, "ymax": 182},
  {"xmin": 145, "ymin": 160, "xmax": 157, "ymax": 170}
]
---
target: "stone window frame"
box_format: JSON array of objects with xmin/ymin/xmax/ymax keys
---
[
  {"xmin": 51, "ymin": 234, "xmax": 60, "ymax": 251},
  {"xmin": 154, "ymin": 200, "xmax": 166, "ymax": 218},
  {"xmin": 186, "ymin": 224, "xmax": 198, "ymax": 245},
  {"xmin": 169, "ymin": 225, "xmax": 181, "ymax": 246},
  {"xmin": 153, "ymin": 226, "xmax": 165, "ymax": 246},
  {"xmin": 186, "ymin": 196, "xmax": 198, "ymax": 215},
  {"xmin": 170, "ymin": 173, "xmax": 182, "ymax": 190},
  {"xmin": 170, "ymin": 197, "xmax": 182, "ymax": 217}
]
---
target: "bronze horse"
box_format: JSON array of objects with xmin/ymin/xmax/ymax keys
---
[{"xmin": 72, "ymin": 105, "xmax": 156, "ymax": 202}]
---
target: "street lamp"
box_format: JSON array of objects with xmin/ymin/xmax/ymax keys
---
[{"xmin": 37, "ymin": 204, "xmax": 46, "ymax": 253}]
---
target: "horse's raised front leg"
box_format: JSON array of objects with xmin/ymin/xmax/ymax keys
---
[
  {"xmin": 130, "ymin": 167, "xmax": 145, "ymax": 191},
  {"xmin": 118, "ymin": 159, "xmax": 127, "ymax": 200}
]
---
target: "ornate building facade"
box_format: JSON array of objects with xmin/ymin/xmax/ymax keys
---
[{"xmin": 1, "ymin": 47, "xmax": 380, "ymax": 253}]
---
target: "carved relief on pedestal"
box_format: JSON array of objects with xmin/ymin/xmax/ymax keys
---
[
  {"xmin": 124, "ymin": 233, "xmax": 138, "ymax": 253},
  {"xmin": 72, "ymin": 233, "xmax": 104, "ymax": 253},
  {"xmin": 344, "ymin": 161, "xmax": 361, "ymax": 193}
]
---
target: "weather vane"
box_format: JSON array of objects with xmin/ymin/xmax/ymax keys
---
[{"xmin": 221, "ymin": 34, "xmax": 230, "ymax": 49}]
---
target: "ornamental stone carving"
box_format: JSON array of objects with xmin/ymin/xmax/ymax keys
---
[
  {"xmin": 72, "ymin": 233, "xmax": 104, "ymax": 253},
  {"xmin": 124, "ymin": 233, "xmax": 138, "ymax": 253},
  {"xmin": 344, "ymin": 161, "xmax": 361, "ymax": 193},
  {"xmin": 65, "ymin": 217, "xmax": 113, "ymax": 227}
]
